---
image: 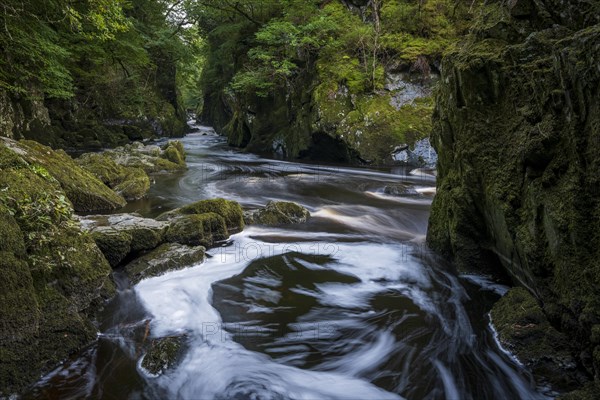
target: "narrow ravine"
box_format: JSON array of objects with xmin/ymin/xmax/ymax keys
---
[{"xmin": 25, "ymin": 124, "xmax": 548, "ymax": 400}]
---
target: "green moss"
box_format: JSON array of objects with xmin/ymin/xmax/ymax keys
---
[
  {"xmin": 160, "ymin": 198, "xmax": 245, "ymax": 232},
  {"xmin": 76, "ymin": 153, "xmax": 125, "ymax": 187},
  {"xmin": 78, "ymin": 153, "xmax": 150, "ymax": 201},
  {"xmin": 165, "ymin": 213, "xmax": 228, "ymax": 247},
  {"xmin": 16, "ymin": 140, "xmax": 126, "ymax": 211},
  {"xmin": 0, "ymin": 143, "xmax": 116, "ymax": 394},
  {"xmin": 0, "ymin": 211, "xmax": 25, "ymax": 255},
  {"xmin": 125, "ymin": 243, "xmax": 205, "ymax": 284},
  {"xmin": 114, "ymin": 167, "xmax": 150, "ymax": 200},
  {"xmin": 91, "ymin": 229, "xmax": 132, "ymax": 267},
  {"xmin": 0, "ymin": 252, "xmax": 40, "ymax": 343},
  {"xmin": 162, "ymin": 141, "xmax": 186, "ymax": 166},
  {"xmin": 128, "ymin": 226, "xmax": 163, "ymax": 253}
]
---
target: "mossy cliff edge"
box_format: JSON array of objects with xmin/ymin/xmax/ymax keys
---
[{"xmin": 427, "ymin": 0, "xmax": 600, "ymax": 392}]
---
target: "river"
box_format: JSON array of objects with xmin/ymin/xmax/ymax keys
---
[{"xmin": 24, "ymin": 124, "xmax": 548, "ymax": 400}]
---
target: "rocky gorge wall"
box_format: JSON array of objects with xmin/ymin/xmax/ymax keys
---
[{"xmin": 427, "ymin": 0, "xmax": 600, "ymax": 393}]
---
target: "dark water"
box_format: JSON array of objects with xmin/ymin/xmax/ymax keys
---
[{"xmin": 25, "ymin": 124, "xmax": 548, "ymax": 400}]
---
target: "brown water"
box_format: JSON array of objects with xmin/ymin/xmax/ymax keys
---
[{"xmin": 24, "ymin": 124, "xmax": 549, "ymax": 400}]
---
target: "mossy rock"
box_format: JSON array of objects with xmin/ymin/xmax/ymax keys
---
[
  {"xmin": 141, "ymin": 336, "xmax": 185, "ymax": 376},
  {"xmin": 164, "ymin": 213, "xmax": 228, "ymax": 247},
  {"xmin": 125, "ymin": 243, "xmax": 205, "ymax": 284},
  {"xmin": 0, "ymin": 211, "xmax": 25, "ymax": 255},
  {"xmin": 162, "ymin": 141, "xmax": 185, "ymax": 166},
  {"xmin": 78, "ymin": 153, "xmax": 150, "ymax": 201},
  {"xmin": 250, "ymin": 201, "xmax": 311, "ymax": 225},
  {"xmin": 81, "ymin": 214, "xmax": 168, "ymax": 267},
  {"xmin": 159, "ymin": 198, "xmax": 245, "ymax": 232},
  {"xmin": 491, "ymin": 287, "xmax": 581, "ymax": 391},
  {"xmin": 5, "ymin": 139, "xmax": 126, "ymax": 211},
  {"xmin": 76, "ymin": 153, "xmax": 125, "ymax": 187},
  {"xmin": 91, "ymin": 229, "xmax": 133, "ymax": 267},
  {"xmin": 114, "ymin": 167, "xmax": 150, "ymax": 201},
  {"xmin": 100, "ymin": 140, "xmax": 187, "ymax": 174}
]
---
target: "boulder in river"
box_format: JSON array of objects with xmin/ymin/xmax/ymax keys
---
[
  {"xmin": 158, "ymin": 198, "xmax": 245, "ymax": 233},
  {"xmin": 491, "ymin": 287, "xmax": 582, "ymax": 392},
  {"xmin": 141, "ymin": 336, "xmax": 186, "ymax": 376},
  {"xmin": 125, "ymin": 243, "xmax": 205, "ymax": 284},
  {"xmin": 79, "ymin": 213, "xmax": 168, "ymax": 267},
  {"xmin": 164, "ymin": 213, "xmax": 229, "ymax": 247},
  {"xmin": 101, "ymin": 140, "xmax": 187, "ymax": 173},
  {"xmin": 383, "ymin": 184, "xmax": 420, "ymax": 196},
  {"xmin": 246, "ymin": 201, "xmax": 311, "ymax": 225}
]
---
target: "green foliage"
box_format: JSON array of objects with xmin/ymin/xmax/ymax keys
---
[{"xmin": 0, "ymin": 0, "xmax": 130, "ymax": 98}]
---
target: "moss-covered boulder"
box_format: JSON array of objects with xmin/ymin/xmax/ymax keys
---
[
  {"xmin": 125, "ymin": 243, "xmax": 205, "ymax": 284},
  {"xmin": 141, "ymin": 336, "xmax": 185, "ymax": 376},
  {"xmin": 0, "ymin": 137, "xmax": 126, "ymax": 211},
  {"xmin": 158, "ymin": 198, "xmax": 244, "ymax": 232},
  {"xmin": 101, "ymin": 140, "xmax": 187, "ymax": 174},
  {"xmin": 164, "ymin": 213, "xmax": 228, "ymax": 247},
  {"xmin": 162, "ymin": 141, "xmax": 185, "ymax": 167},
  {"xmin": 77, "ymin": 153, "xmax": 150, "ymax": 201},
  {"xmin": 247, "ymin": 201, "xmax": 311, "ymax": 225},
  {"xmin": 79, "ymin": 214, "xmax": 168, "ymax": 267},
  {"xmin": 0, "ymin": 146, "xmax": 115, "ymax": 395},
  {"xmin": 491, "ymin": 288, "xmax": 581, "ymax": 391}
]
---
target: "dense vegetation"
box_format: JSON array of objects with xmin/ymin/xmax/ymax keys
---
[
  {"xmin": 193, "ymin": 0, "xmax": 481, "ymax": 163},
  {"xmin": 0, "ymin": 0, "xmax": 198, "ymax": 147},
  {"xmin": 0, "ymin": 0, "xmax": 480, "ymax": 162}
]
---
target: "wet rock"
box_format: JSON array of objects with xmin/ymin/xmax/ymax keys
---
[
  {"xmin": 383, "ymin": 184, "xmax": 419, "ymax": 196},
  {"xmin": 491, "ymin": 288, "xmax": 583, "ymax": 392},
  {"xmin": 79, "ymin": 214, "xmax": 168, "ymax": 267},
  {"xmin": 141, "ymin": 336, "xmax": 186, "ymax": 376},
  {"xmin": 164, "ymin": 213, "xmax": 229, "ymax": 247},
  {"xmin": 1, "ymin": 137, "xmax": 126, "ymax": 211},
  {"xmin": 125, "ymin": 243, "xmax": 205, "ymax": 284},
  {"xmin": 247, "ymin": 201, "xmax": 310, "ymax": 225},
  {"xmin": 158, "ymin": 198, "xmax": 244, "ymax": 233}
]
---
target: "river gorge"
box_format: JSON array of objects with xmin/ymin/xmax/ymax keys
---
[{"xmin": 21, "ymin": 124, "xmax": 548, "ymax": 400}]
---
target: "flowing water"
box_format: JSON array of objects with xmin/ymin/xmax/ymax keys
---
[{"xmin": 25, "ymin": 124, "xmax": 548, "ymax": 400}]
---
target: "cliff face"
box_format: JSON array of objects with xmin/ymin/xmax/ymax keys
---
[{"xmin": 428, "ymin": 0, "xmax": 600, "ymax": 387}]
